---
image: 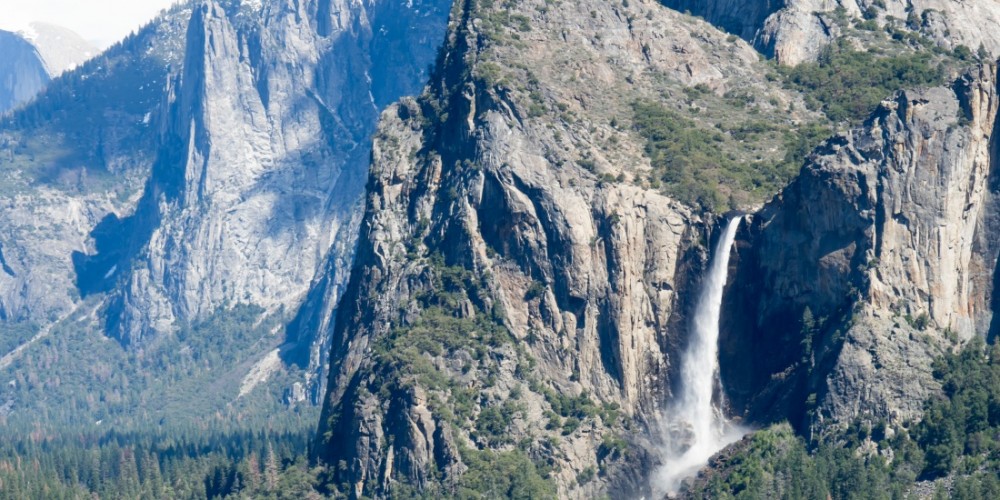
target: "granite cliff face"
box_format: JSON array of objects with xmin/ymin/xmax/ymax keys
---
[
  {"xmin": 312, "ymin": 0, "xmax": 1000, "ymax": 494},
  {"xmin": 664, "ymin": 0, "xmax": 1000, "ymax": 65},
  {"xmin": 19, "ymin": 22, "xmax": 98, "ymax": 77},
  {"xmin": 722, "ymin": 62, "xmax": 1000, "ymax": 436},
  {"xmin": 0, "ymin": 0, "xmax": 451, "ymax": 423},
  {"xmin": 313, "ymin": 0, "xmax": 819, "ymax": 496},
  {"xmin": 74, "ymin": 0, "xmax": 451, "ymax": 380}
]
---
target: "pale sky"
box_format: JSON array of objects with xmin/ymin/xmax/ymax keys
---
[{"xmin": 0, "ymin": 0, "xmax": 183, "ymax": 48}]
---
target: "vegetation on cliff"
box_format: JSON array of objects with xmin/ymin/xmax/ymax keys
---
[
  {"xmin": 779, "ymin": 39, "xmax": 948, "ymax": 123},
  {"xmin": 319, "ymin": 258, "xmax": 564, "ymax": 498},
  {"xmin": 690, "ymin": 338, "xmax": 1000, "ymax": 499},
  {"xmin": 631, "ymin": 99, "xmax": 830, "ymax": 210}
]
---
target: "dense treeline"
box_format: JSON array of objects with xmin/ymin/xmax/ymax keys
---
[
  {"xmin": 0, "ymin": 426, "xmax": 321, "ymax": 499},
  {"xmin": 0, "ymin": 304, "xmax": 296, "ymax": 430},
  {"xmin": 915, "ymin": 338, "xmax": 1000, "ymax": 479},
  {"xmin": 691, "ymin": 338, "xmax": 1000, "ymax": 499},
  {"xmin": 0, "ymin": 304, "xmax": 322, "ymax": 498}
]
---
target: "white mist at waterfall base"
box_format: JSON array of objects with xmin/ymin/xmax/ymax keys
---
[{"xmin": 652, "ymin": 217, "xmax": 747, "ymax": 496}]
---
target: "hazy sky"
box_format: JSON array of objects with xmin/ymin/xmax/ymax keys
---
[{"xmin": 0, "ymin": 0, "xmax": 183, "ymax": 48}]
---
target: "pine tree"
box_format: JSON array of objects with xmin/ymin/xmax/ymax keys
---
[
  {"xmin": 265, "ymin": 446, "xmax": 279, "ymax": 491},
  {"xmin": 243, "ymin": 452, "xmax": 262, "ymax": 493}
]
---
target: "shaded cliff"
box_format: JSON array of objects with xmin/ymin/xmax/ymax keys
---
[{"xmin": 0, "ymin": 22, "xmax": 96, "ymax": 115}]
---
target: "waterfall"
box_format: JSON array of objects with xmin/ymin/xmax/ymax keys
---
[{"xmin": 653, "ymin": 216, "xmax": 745, "ymax": 496}]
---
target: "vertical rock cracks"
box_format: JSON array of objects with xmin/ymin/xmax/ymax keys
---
[
  {"xmin": 70, "ymin": 0, "xmax": 452, "ymax": 399},
  {"xmin": 722, "ymin": 62, "xmax": 1000, "ymax": 436}
]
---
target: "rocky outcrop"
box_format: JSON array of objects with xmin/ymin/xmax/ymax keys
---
[
  {"xmin": 723, "ymin": 62, "xmax": 1000, "ymax": 435},
  {"xmin": 657, "ymin": 0, "xmax": 783, "ymax": 43},
  {"xmin": 663, "ymin": 0, "xmax": 1000, "ymax": 65},
  {"xmin": 314, "ymin": 0, "xmax": 815, "ymax": 496},
  {"xmin": 882, "ymin": 1, "xmax": 1000, "ymax": 56}
]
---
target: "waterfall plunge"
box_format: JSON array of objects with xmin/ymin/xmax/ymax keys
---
[{"xmin": 653, "ymin": 216, "xmax": 746, "ymax": 496}]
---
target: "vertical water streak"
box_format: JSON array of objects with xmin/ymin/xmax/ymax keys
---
[{"xmin": 654, "ymin": 216, "xmax": 745, "ymax": 495}]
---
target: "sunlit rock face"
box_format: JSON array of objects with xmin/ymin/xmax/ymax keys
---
[
  {"xmin": 722, "ymin": 63, "xmax": 1000, "ymax": 437},
  {"xmin": 77, "ymin": 0, "xmax": 452, "ymax": 364}
]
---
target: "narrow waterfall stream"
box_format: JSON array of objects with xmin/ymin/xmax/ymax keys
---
[{"xmin": 654, "ymin": 216, "xmax": 746, "ymax": 495}]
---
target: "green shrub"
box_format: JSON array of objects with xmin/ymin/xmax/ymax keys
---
[
  {"xmin": 780, "ymin": 39, "xmax": 946, "ymax": 123},
  {"xmin": 562, "ymin": 417, "xmax": 581, "ymax": 435},
  {"xmin": 631, "ymin": 100, "xmax": 828, "ymax": 210},
  {"xmin": 524, "ymin": 281, "xmax": 546, "ymax": 300},
  {"xmin": 457, "ymin": 448, "xmax": 556, "ymax": 499},
  {"xmin": 475, "ymin": 402, "xmax": 521, "ymax": 447}
]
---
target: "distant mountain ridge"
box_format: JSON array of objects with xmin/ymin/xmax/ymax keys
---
[{"xmin": 21, "ymin": 22, "xmax": 98, "ymax": 76}]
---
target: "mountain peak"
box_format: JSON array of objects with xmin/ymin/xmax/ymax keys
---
[{"xmin": 26, "ymin": 21, "xmax": 98, "ymax": 76}]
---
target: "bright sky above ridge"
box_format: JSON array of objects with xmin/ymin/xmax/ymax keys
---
[{"xmin": 0, "ymin": 0, "xmax": 183, "ymax": 48}]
